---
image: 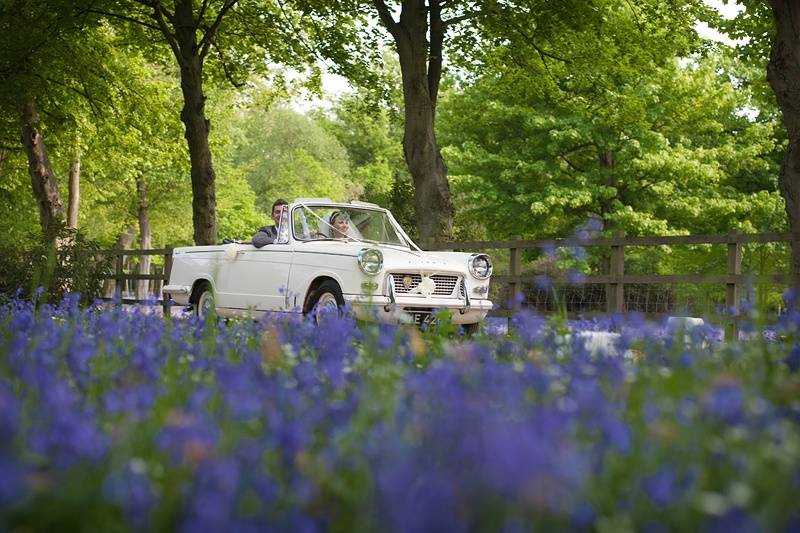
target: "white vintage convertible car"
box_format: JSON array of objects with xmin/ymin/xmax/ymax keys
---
[{"xmin": 163, "ymin": 199, "xmax": 493, "ymax": 330}]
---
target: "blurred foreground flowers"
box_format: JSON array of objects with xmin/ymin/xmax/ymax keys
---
[{"xmin": 1, "ymin": 297, "xmax": 800, "ymax": 531}]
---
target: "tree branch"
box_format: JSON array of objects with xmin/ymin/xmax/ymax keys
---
[
  {"xmin": 442, "ymin": 6, "xmax": 499, "ymax": 28},
  {"xmin": 80, "ymin": 8, "xmax": 161, "ymax": 31},
  {"xmin": 212, "ymin": 40, "xmax": 246, "ymax": 88},
  {"xmin": 506, "ymin": 18, "xmax": 571, "ymax": 63},
  {"xmin": 272, "ymin": 0, "xmax": 329, "ymax": 67},
  {"xmin": 428, "ymin": 0, "xmax": 444, "ymax": 107},
  {"xmin": 560, "ymin": 154, "xmax": 585, "ymax": 172},
  {"xmin": 199, "ymin": 0, "xmax": 238, "ymax": 60},
  {"xmin": 151, "ymin": 2, "xmax": 184, "ymax": 66},
  {"xmin": 561, "ymin": 142, "xmax": 594, "ymax": 157},
  {"xmin": 197, "ymin": 0, "xmax": 211, "ymax": 25},
  {"xmin": 372, "ymin": 0, "xmax": 400, "ymax": 39}
]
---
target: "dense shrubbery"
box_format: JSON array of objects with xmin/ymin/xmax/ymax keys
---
[
  {"xmin": 1, "ymin": 299, "xmax": 799, "ymax": 531},
  {"xmin": 0, "ymin": 228, "xmax": 112, "ymax": 305}
]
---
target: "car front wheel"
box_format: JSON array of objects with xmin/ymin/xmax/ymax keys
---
[
  {"xmin": 306, "ymin": 280, "xmax": 344, "ymax": 321},
  {"xmin": 462, "ymin": 323, "xmax": 480, "ymax": 336}
]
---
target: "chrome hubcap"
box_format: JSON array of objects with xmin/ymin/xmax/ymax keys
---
[
  {"xmin": 198, "ymin": 291, "xmax": 214, "ymax": 317},
  {"xmin": 316, "ymin": 292, "xmax": 339, "ymax": 314}
]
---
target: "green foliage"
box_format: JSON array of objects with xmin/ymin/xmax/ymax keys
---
[
  {"xmin": 229, "ymin": 101, "xmax": 359, "ymax": 210},
  {"xmin": 0, "ymin": 225, "xmax": 113, "ymax": 304},
  {"xmin": 321, "ymin": 82, "xmax": 418, "ymax": 235}
]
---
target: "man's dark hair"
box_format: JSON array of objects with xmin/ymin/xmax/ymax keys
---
[{"xmin": 272, "ymin": 199, "xmax": 288, "ymax": 211}]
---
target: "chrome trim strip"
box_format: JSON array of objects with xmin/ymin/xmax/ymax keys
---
[
  {"xmin": 385, "ymin": 274, "xmax": 396, "ymax": 311},
  {"xmin": 460, "ymin": 279, "xmax": 471, "ymax": 314}
]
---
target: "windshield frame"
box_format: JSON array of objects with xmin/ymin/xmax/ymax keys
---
[{"xmin": 290, "ymin": 202, "xmax": 413, "ymax": 248}]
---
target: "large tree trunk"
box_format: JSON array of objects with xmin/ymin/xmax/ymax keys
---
[
  {"xmin": 375, "ymin": 0, "xmax": 454, "ymax": 242},
  {"xmin": 67, "ymin": 140, "xmax": 80, "ymax": 230},
  {"xmin": 173, "ymin": 0, "xmax": 217, "ymax": 245},
  {"xmin": 20, "ymin": 97, "xmax": 63, "ymax": 238},
  {"xmin": 136, "ymin": 177, "xmax": 152, "ymax": 301},
  {"xmin": 768, "ymin": 0, "xmax": 800, "ymax": 297}
]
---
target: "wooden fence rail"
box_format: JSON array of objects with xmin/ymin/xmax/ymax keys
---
[{"xmin": 425, "ymin": 232, "xmax": 791, "ymax": 317}]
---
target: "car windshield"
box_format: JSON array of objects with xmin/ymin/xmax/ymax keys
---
[{"xmin": 292, "ymin": 205, "xmax": 408, "ymax": 246}]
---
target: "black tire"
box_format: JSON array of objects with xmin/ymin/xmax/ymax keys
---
[
  {"xmin": 462, "ymin": 323, "xmax": 480, "ymax": 336},
  {"xmin": 305, "ymin": 280, "xmax": 344, "ymax": 321},
  {"xmin": 191, "ymin": 281, "xmax": 215, "ymax": 319}
]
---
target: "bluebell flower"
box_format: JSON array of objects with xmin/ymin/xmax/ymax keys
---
[
  {"xmin": 705, "ymin": 379, "xmax": 745, "ymax": 425},
  {"xmin": 566, "ymin": 269, "xmax": 587, "ymax": 284},
  {"xmin": 0, "ymin": 381, "xmax": 20, "ymax": 447},
  {"xmin": 103, "ymin": 462, "xmax": 156, "ymax": 530},
  {"xmin": 181, "ymin": 457, "xmax": 242, "ymax": 533},
  {"xmin": 708, "ymin": 508, "xmax": 762, "ymax": 533},
  {"xmin": 0, "ymin": 454, "xmax": 28, "ymax": 506},
  {"xmin": 785, "ymin": 343, "xmax": 800, "ymax": 373},
  {"xmin": 642, "ymin": 466, "xmax": 678, "ymax": 508},
  {"xmin": 600, "ymin": 413, "xmax": 632, "ymax": 455}
]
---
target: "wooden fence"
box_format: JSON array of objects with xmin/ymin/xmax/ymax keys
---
[
  {"xmin": 99, "ymin": 248, "xmax": 173, "ymax": 314},
  {"xmin": 425, "ymin": 232, "xmax": 792, "ymax": 318},
  {"xmin": 107, "ymin": 232, "xmax": 791, "ymax": 325}
]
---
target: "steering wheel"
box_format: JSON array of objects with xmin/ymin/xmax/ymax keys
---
[{"xmin": 310, "ymin": 231, "xmax": 327, "ymax": 239}]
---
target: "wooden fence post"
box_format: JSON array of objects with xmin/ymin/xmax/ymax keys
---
[
  {"xmin": 607, "ymin": 235, "xmax": 625, "ymax": 314},
  {"xmin": 508, "ymin": 237, "xmax": 522, "ymax": 313},
  {"xmin": 162, "ymin": 250, "xmax": 173, "ymax": 317},
  {"xmin": 726, "ymin": 231, "xmax": 743, "ymax": 341},
  {"xmin": 114, "ymin": 252, "xmax": 124, "ymax": 301}
]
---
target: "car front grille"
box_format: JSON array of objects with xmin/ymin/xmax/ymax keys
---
[{"xmin": 391, "ymin": 273, "xmax": 460, "ymax": 297}]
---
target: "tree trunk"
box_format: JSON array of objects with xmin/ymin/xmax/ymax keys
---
[
  {"xmin": 377, "ymin": 0, "xmax": 454, "ymax": 243},
  {"xmin": 768, "ymin": 0, "xmax": 800, "ymax": 297},
  {"xmin": 599, "ymin": 148, "xmax": 616, "ymax": 225},
  {"xmin": 103, "ymin": 224, "xmax": 136, "ymax": 298},
  {"xmin": 136, "ymin": 177, "xmax": 152, "ymax": 301},
  {"xmin": 67, "ymin": 139, "xmax": 80, "ymax": 230},
  {"xmin": 20, "ymin": 97, "xmax": 63, "ymax": 238},
  {"xmin": 173, "ymin": 0, "xmax": 217, "ymax": 245}
]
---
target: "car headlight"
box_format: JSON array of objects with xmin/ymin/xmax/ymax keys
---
[
  {"xmin": 358, "ymin": 248, "xmax": 383, "ymax": 275},
  {"xmin": 468, "ymin": 254, "xmax": 493, "ymax": 279}
]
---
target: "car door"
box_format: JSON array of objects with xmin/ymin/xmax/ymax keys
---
[
  {"xmin": 229, "ymin": 243, "xmax": 293, "ymax": 311},
  {"xmin": 216, "ymin": 218, "xmax": 293, "ymax": 313}
]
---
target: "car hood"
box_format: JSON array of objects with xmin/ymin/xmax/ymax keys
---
[{"xmin": 294, "ymin": 240, "xmax": 473, "ymax": 273}]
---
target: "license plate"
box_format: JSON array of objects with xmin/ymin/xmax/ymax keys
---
[{"xmin": 411, "ymin": 312, "xmax": 438, "ymax": 326}]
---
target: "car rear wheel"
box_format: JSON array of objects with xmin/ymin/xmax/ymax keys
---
[
  {"xmin": 192, "ymin": 281, "xmax": 215, "ymax": 319},
  {"xmin": 306, "ymin": 280, "xmax": 344, "ymax": 322}
]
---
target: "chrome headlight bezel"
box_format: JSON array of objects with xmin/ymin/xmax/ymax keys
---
[
  {"xmin": 358, "ymin": 248, "xmax": 384, "ymax": 275},
  {"xmin": 468, "ymin": 253, "xmax": 493, "ymax": 280}
]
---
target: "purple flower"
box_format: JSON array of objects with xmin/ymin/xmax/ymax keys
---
[
  {"xmin": 705, "ymin": 380, "xmax": 745, "ymax": 425},
  {"xmin": 0, "ymin": 455, "xmax": 28, "ymax": 506},
  {"xmin": 181, "ymin": 458, "xmax": 241, "ymax": 533},
  {"xmin": 0, "ymin": 381, "xmax": 20, "ymax": 447},
  {"xmin": 103, "ymin": 462, "xmax": 156, "ymax": 530},
  {"xmin": 642, "ymin": 466, "xmax": 678, "ymax": 508},
  {"xmin": 104, "ymin": 383, "xmax": 157, "ymax": 418},
  {"xmin": 785, "ymin": 344, "xmax": 800, "ymax": 373},
  {"xmin": 566, "ymin": 269, "xmax": 587, "ymax": 284},
  {"xmin": 708, "ymin": 508, "xmax": 762, "ymax": 533},
  {"xmin": 156, "ymin": 411, "xmax": 219, "ymax": 465},
  {"xmin": 600, "ymin": 413, "xmax": 632, "ymax": 455}
]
